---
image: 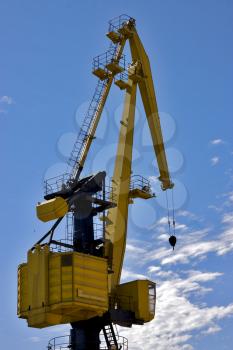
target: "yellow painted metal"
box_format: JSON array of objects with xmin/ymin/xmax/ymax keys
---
[
  {"xmin": 129, "ymin": 29, "xmax": 174, "ymax": 190},
  {"xmin": 106, "ymin": 77, "xmax": 137, "ymax": 291},
  {"xmin": 129, "ymin": 188, "xmax": 154, "ymax": 200},
  {"xmin": 106, "ymin": 31, "xmax": 121, "ymax": 44},
  {"xmin": 105, "ymin": 25, "xmax": 173, "ymax": 295},
  {"xmin": 92, "ymin": 67, "xmax": 109, "ymax": 80},
  {"xmin": 114, "ymin": 79, "xmax": 131, "ymax": 90},
  {"xmin": 128, "ymin": 62, "xmax": 143, "ymax": 83},
  {"xmin": 17, "ymin": 263, "xmax": 29, "ymax": 319},
  {"xmin": 115, "ymin": 280, "xmax": 156, "ymax": 322},
  {"xmin": 118, "ymin": 24, "xmax": 133, "ymax": 38},
  {"xmin": 106, "ymin": 62, "xmax": 124, "ymax": 75},
  {"xmin": 19, "ymin": 19, "xmax": 173, "ymax": 330},
  {"xmin": 36, "ymin": 197, "xmax": 68, "ymax": 222},
  {"xmin": 72, "ymin": 37, "xmax": 127, "ymax": 180},
  {"xmin": 17, "ymin": 245, "xmax": 108, "ymax": 328}
]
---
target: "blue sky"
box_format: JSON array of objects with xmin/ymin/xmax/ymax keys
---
[{"xmin": 0, "ymin": 1, "xmax": 233, "ymax": 349}]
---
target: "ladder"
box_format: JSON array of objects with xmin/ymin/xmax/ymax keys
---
[
  {"xmin": 67, "ymin": 78, "xmax": 108, "ymax": 175},
  {"xmin": 103, "ymin": 324, "xmax": 121, "ymax": 350},
  {"xmin": 44, "ymin": 15, "xmax": 134, "ymax": 195},
  {"xmin": 67, "ymin": 39, "xmax": 125, "ymax": 182},
  {"xmin": 65, "ymin": 212, "xmax": 74, "ymax": 245}
]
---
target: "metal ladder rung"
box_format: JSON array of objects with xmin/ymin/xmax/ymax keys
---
[{"xmin": 67, "ymin": 40, "xmax": 121, "ymax": 181}]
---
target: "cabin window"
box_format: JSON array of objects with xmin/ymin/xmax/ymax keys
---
[{"xmin": 148, "ymin": 283, "xmax": 156, "ymax": 314}]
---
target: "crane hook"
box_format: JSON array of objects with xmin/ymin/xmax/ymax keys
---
[{"xmin": 169, "ymin": 235, "xmax": 177, "ymax": 250}]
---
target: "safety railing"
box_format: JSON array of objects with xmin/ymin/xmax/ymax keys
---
[
  {"xmin": 108, "ymin": 14, "xmax": 135, "ymax": 33},
  {"xmin": 130, "ymin": 174, "xmax": 153, "ymax": 195},
  {"xmin": 44, "ymin": 174, "xmax": 116, "ymax": 205},
  {"xmin": 47, "ymin": 332, "xmax": 128, "ymax": 350},
  {"xmin": 100, "ymin": 333, "xmax": 128, "ymax": 350},
  {"xmin": 49, "ymin": 239, "xmax": 73, "ymax": 253},
  {"xmin": 93, "ymin": 222, "xmax": 103, "ymax": 240},
  {"xmin": 47, "ymin": 335, "xmax": 71, "ymax": 350},
  {"xmin": 49, "ymin": 222, "xmax": 103, "ymax": 253},
  {"xmin": 92, "ymin": 49, "xmax": 126, "ymax": 74},
  {"xmin": 44, "ymin": 173, "xmax": 70, "ymax": 196},
  {"xmin": 49, "ymin": 217, "xmax": 109, "ymax": 253},
  {"xmin": 94, "ymin": 184, "xmax": 116, "ymax": 204}
]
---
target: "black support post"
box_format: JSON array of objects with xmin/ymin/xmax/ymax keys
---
[{"xmin": 70, "ymin": 317, "xmax": 103, "ymax": 350}]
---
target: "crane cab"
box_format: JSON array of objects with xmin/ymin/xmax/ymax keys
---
[
  {"xmin": 110, "ymin": 280, "xmax": 156, "ymax": 326},
  {"xmin": 17, "ymin": 245, "xmax": 109, "ymax": 328}
]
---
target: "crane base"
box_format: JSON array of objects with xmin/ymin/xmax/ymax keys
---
[
  {"xmin": 70, "ymin": 314, "xmax": 120, "ymax": 350},
  {"xmin": 71, "ymin": 317, "xmax": 102, "ymax": 350}
]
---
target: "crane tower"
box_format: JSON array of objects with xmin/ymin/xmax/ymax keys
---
[{"xmin": 17, "ymin": 15, "xmax": 174, "ymax": 350}]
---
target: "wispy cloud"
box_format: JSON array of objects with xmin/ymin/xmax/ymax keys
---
[
  {"xmin": 119, "ymin": 195, "xmax": 233, "ymax": 349},
  {"xmin": 208, "ymin": 204, "xmax": 222, "ymax": 212},
  {"xmin": 145, "ymin": 214, "xmax": 233, "ymax": 266},
  {"xmin": 151, "ymin": 216, "xmax": 188, "ymax": 231},
  {"xmin": 229, "ymin": 192, "xmax": 233, "ymax": 202},
  {"xmin": 126, "ymin": 243, "xmax": 146, "ymax": 254},
  {"xmin": 121, "ymin": 268, "xmax": 147, "ymax": 281},
  {"xmin": 0, "ymin": 95, "xmax": 14, "ymax": 105},
  {"xmin": 176, "ymin": 210, "xmax": 197, "ymax": 220},
  {"xmin": 211, "ymin": 156, "xmax": 219, "ymax": 166},
  {"xmin": 208, "ymin": 191, "xmax": 233, "ymax": 213},
  {"xmin": 119, "ymin": 268, "xmax": 233, "ymax": 350},
  {"xmin": 210, "ymin": 139, "xmax": 224, "ymax": 145},
  {"xmin": 201, "ymin": 325, "xmax": 221, "ymax": 335}
]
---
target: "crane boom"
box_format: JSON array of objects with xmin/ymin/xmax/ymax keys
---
[
  {"xmin": 129, "ymin": 28, "xmax": 174, "ymax": 191},
  {"xmin": 106, "ymin": 25, "xmax": 173, "ymax": 293},
  {"xmin": 106, "ymin": 76, "xmax": 137, "ymax": 291}
]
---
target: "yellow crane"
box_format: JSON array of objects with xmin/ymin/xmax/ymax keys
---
[{"xmin": 17, "ymin": 15, "xmax": 175, "ymax": 350}]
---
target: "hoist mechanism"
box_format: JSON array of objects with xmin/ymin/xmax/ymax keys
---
[{"xmin": 17, "ymin": 15, "xmax": 175, "ymax": 350}]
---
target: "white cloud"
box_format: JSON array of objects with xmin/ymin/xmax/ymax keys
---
[
  {"xmin": 176, "ymin": 223, "xmax": 188, "ymax": 231},
  {"xmin": 118, "ymin": 192, "xmax": 233, "ymax": 349},
  {"xmin": 147, "ymin": 219, "xmax": 233, "ymax": 265},
  {"xmin": 211, "ymin": 156, "xmax": 219, "ymax": 166},
  {"xmin": 157, "ymin": 216, "xmax": 167, "ymax": 225},
  {"xmin": 118, "ymin": 269, "xmax": 233, "ymax": 350},
  {"xmin": 210, "ymin": 139, "xmax": 224, "ymax": 145},
  {"xmin": 222, "ymin": 212, "xmax": 233, "ymax": 224},
  {"xmin": 152, "ymin": 216, "xmax": 187, "ymax": 232},
  {"xmin": 208, "ymin": 204, "xmax": 222, "ymax": 212},
  {"xmin": 126, "ymin": 243, "xmax": 146, "ymax": 254},
  {"xmin": 177, "ymin": 210, "xmax": 197, "ymax": 219},
  {"xmin": 187, "ymin": 270, "xmax": 223, "ymax": 283},
  {"xmin": 201, "ymin": 325, "xmax": 221, "ymax": 335},
  {"xmin": 121, "ymin": 268, "xmax": 147, "ymax": 282},
  {"xmin": 229, "ymin": 192, "xmax": 233, "ymax": 202},
  {"xmin": 0, "ymin": 95, "xmax": 14, "ymax": 105},
  {"xmin": 159, "ymin": 241, "xmax": 219, "ymax": 265},
  {"xmin": 144, "ymin": 227, "xmax": 211, "ymax": 265},
  {"xmin": 157, "ymin": 233, "xmax": 169, "ymax": 241},
  {"xmin": 148, "ymin": 265, "xmax": 161, "ymax": 273}
]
